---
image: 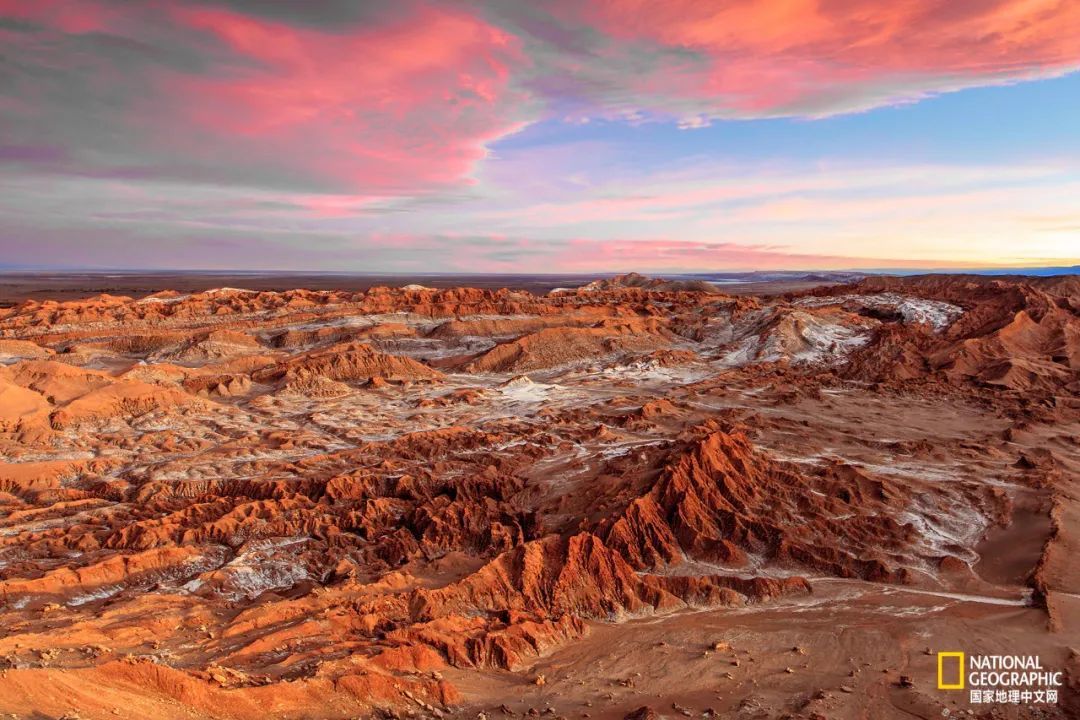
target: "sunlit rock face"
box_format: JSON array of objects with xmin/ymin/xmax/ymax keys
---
[{"xmin": 0, "ymin": 274, "xmax": 1078, "ymax": 719}]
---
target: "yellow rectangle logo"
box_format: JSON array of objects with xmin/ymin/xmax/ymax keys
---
[{"xmin": 937, "ymin": 651, "xmax": 965, "ymax": 690}]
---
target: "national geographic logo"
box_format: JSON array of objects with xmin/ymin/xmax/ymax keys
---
[
  {"xmin": 937, "ymin": 651, "xmax": 964, "ymax": 690},
  {"xmin": 937, "ymin": 652, "xmax": 1063, "ymax": 706}
]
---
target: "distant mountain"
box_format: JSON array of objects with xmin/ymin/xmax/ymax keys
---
[
  {"xmin": 578, "ymin": 272, "xmax": 724, "ymax": 293},
  {"xmin": 914, "ymin": 265, "xmax": 1079, "ymax": 277},
  {"xmin": 678, "ymin": 270, "xmax": 868, "ymax": 285}
]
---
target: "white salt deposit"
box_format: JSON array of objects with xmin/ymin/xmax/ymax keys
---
[{"xmin": 797, "ymin": 293, "xmax": 962, "ymax": 331}]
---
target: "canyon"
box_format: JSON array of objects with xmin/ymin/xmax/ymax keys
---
[{"xmin": 0, "ymin": 273, "xmax": 1077, "ymax": 719}]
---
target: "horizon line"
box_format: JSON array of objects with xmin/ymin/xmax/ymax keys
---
[{"xmin": 1, "ymin": 266, "xmax": 1078, "ymax": 277}]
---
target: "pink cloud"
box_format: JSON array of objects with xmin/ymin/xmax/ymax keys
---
[
  {"xmin": 3, "ymin": 0, "xmax": 1078, "ymax": 208},
  {"xmin": 554, "ymin": 0, "xmax": 1080, "ymax": 117},
  {"xmin": 0, "ymin": 1, "xmax": 533, "ymax": 195},
  {"xmin": 0, "ymin": 0, "xmax": 117, "ymax": 34},
  {"xmin": 156, "ymin": 5, "xmax": 529, "ymax": 193},
  {"xmin": 530, "ymin": 238, "xmax": 961, "ymax": 272}
]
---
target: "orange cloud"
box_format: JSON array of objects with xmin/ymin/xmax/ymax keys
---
[{"xmin": 555, "ymin": 0, "xmax": 1080, "ymax": 116}]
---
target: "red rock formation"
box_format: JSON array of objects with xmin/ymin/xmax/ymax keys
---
[
  {"xmin": 807, "ymin": 275, "xmax": 1080, "ymax": 395},
  {"xmin": 466, "ymin": 322, "xmax": 671, "ymax": 373},
  {"xmin": 254, "ymin": 341, "xmax": 442, "ymax": 384},
  {"xmin": 0, "ymin": 274, "xmax": 1074, "ymax": 718},
  {"xmin": 49, "ymin": 380, "xmax": 205, "ymax": 428}
]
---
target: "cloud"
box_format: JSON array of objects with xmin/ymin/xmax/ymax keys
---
[
  {"xmin": 528, "ymin": 0, "xmax": 1080, "ymax": 120},
  {"xmin": 2, "ymin": 157, "xmax": 1076, "ymax": 271},
  {"xmin": 0, "ymin": 0, "xmax": 533, "ymax": 194},
  {"xmin": 0, "ymin": 217, "xmax": 931, "ymax": 272},
  {"xmin": 2, "ymin": 0, "xmax": 1079, "ymax": 271},
  {"xmin": 4, "ymin": 1, "xmax": 1078, "ymax": 195},
  {"xmin": 0, "ymin": 0, "xmax": 119, "ymax": 34}
]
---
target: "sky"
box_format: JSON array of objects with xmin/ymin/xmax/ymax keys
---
[{"xmin": 1, "ymin": 0, "xmax": 1078, "ymax": 273}]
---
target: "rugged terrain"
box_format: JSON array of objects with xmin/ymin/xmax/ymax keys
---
[{"xmin": 0, "ymin": 274, "xmax": 1077, "ymax": 719}]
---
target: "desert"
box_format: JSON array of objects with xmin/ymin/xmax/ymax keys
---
[
  {"xmin": 5, "ymin": 0, "xmax": 1080, "ymax": 716},
  {"xmin": 0, "ymin": 272, "xmax": 1076, "ymax": 719}
]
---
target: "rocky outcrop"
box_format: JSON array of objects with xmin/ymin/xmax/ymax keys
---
[
  {"xmin": 49, "ymin": 380, "xmax": 205, "ymax": 428},
  {"xmin": 465, "ymin": 322, "xmax": 671, "ymax": 373},
  {"xmin": 813, "ymin": 275, "xmax": 1080, "ymax": 394},
  {"xmin": 151, "ymin": 329, "xmax": 263, "ymax": 363},
  {"xmin": 254, "ymin": 342, "xmax": 442, "ymax": 384}
]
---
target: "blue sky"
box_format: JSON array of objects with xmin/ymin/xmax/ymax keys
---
[{"xmin": 496, "ymin": 72, "xmax": 1080, "ymax": 166}]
